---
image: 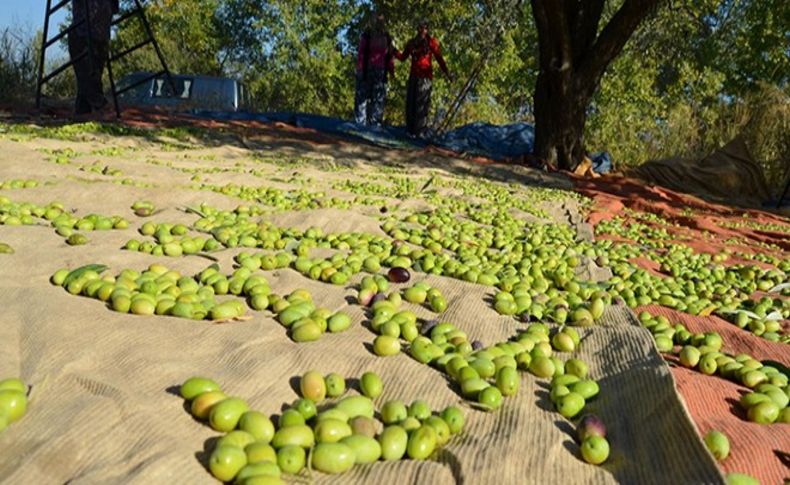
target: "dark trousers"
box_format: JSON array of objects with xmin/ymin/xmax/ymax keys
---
[
  {"xmin": 68, "ymin": 34, "xmax": 109, "ymax": 114},
  {"xmin": 354, "ymin": 69, "xmax": 387, "ymax": 126},
  {"xmin": 405, "ymin": 75, "xmax": 432, "ymax": 136}
]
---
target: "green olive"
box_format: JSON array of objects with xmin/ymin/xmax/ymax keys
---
[
  {"xmin": 340, "ymin": 434, "xmax": 381, "ymax": 464},
  {"xmin": 336, "ymin": 395, "xmax": 375, "ymax": 419},
  {"xmin": 314, "ymin": 418, "xmax": 353, "ymax": 443},
  {"xmin": 51, "ymin": 268, "xmax": 70, "ymax": 286},
  {"xmin": 478, "ymin": 386, "xmax": 503, "ymax": 410},
  {"xmin": 180, "ymin": 377, "xmax": 221, "ymax": 401},
  {"xmin": 209, "ymin": 397, "xmax": 250, "ymax": 432},
  {"xmin": 292, "ymin": 399, "xmax": 317, "ymax": 420},
  {"xmin": 278, "ymin": 409, "xmax": 305, "ymax": 428},
  {"xmin": 324, "ymin": 373, "xmax": 346, "ymax": 398},
  {"xmin": 276, "ymin": 445, "xmax": 305, "ymax": 474},
  {"xmin": 379, "ymin": 425, "xmax": 408, "ymax": 460},
  {"xmin": 66, "ymin": 233, "xmax": 88, "ymax": 246},
  {"xmin": 407, "ymin": 400, "xmax": 431, "ymax": 420},
  {"xmin": 0, "ymin": 378, "xmax": 26, "ymax": 394},
  {"xmin": 209, "ymin": 445, "xmax": 247, "ymax": 482},
  {"xmin": 245, "ymin": 442, "xmax": 278, "ymax": 464},
  {"xmin": 425, "ymin": 415, "xmax": 451, "ymax": 446},
  {"xmin": 311, "ymin": 442, "xmax": 355, "ymax": 474},
  {"xmin": 381, "ymin": 400, "xmax": 408, "ymax": 424},
  {"xmin": 235, "ymin": 461, "xmax": 281, "ymax": 482},
  {"xmin": 300, "ymin": 370, "xmax": 326, "ymax": 402},
  {"xmin": 0, "ymin": 390, "xmax": 27, "ymax": 422},
  {"xmin": 569, "ymin": 380, "xmax": 599, "ymax": 400},
  {"xmin": 407, "ymin": 425, "xmax": 437, "ymax": 459},
  {"xmin": 556, "ymin": 392, "xmax": 586, "ymax": 419},
  {"xmin": 529, "ymin": 356, "xmax": 555, "ymax": 378},
  {"xmin": 217, "ymin": 430, "xmax": 256, "ymax": 450},
  {"xmin": 404, "ymin": 286, "xmax": 427, "ymax": 304},
  {"xmin": 272, "ymin": 425, "xmax": 315, "ymax": 449},
  {"xmin": 328, "ymin": 312, "xmax": 352, "ymax": 333},
  {"xmin": 373, "ymin": 335, "xmax": 401, "ymax": 356},
  {"xmin": 359, "ymin": 371, "xmax": 383, "ymax": 399},
  {"xmin": 290, "ymin": 321, "xmax": 321, "ymax": 342},
  {"xmin": 564, "ymin": 359, "xmax": 588, "ymax": 379},
  {"xmin": 495, "ymin": 366, "xmax": 519, "ymax": 396},
  {"xmin": 440, "ymin": 406, "xmax": 465, "ymax": 434}
]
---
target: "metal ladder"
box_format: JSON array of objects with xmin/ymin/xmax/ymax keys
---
[{"xmin": 35, "ymin": 0, "xmax": 174, "ymax": 117}]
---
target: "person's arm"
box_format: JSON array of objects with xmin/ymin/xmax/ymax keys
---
[
  {"xmin": 387, "ymin": 50, "xmax": 396, "ymax": 76},
  {"xmin": 394, "ymin": 41, "xmax": 411, "ymax": 62},
  {"xmin": 430, "ymin": 38, "xmax": 451, "ymax": 78},
  {"xmin": 356, "ymin": 35, "xmax": 368, "ymax": 72}
]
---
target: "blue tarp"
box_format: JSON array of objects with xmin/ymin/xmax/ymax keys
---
[
  {"xmin": 435, "ymin": 121, "xmax": 534, "ymax": 160},
  {"xmin": 589, "ymin": 151, "xmax": 613, "ymax": 174},
  {"xmin": 189, "ymin": 110, "xmax": 611, "ymax": 173}
]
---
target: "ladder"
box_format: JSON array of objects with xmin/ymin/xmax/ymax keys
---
[{"xmin": 36, "ymin": 0, "xmax": 174, "ymax": 118}]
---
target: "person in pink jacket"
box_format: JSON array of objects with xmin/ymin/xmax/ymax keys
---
[{"xmin": 354, "ymin": 12, "xmax": 396, "ymax": 126}]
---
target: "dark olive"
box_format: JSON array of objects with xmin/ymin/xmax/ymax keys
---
[{"xmin": 388, "ymin": 267, "xmax": 411, "ymax": 283}]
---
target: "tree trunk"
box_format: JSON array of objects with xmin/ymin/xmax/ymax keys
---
[
  {"xmin": 530, "ymin": 0, "xmax": 663, "ymax": 171},
  {"xmin": 532, "ymin": 58, "xmax": 589, "ymax": 171}
]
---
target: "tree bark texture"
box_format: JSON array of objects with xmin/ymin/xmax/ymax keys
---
[{"xmin": 531, "ymin": 0, "xmax": 663, "ymax": 170}]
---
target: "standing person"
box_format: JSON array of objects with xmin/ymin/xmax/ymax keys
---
[
  {"xmin": 396, "ymin": 20, "xmax": 453, "ymax": 137},
  {"xmin": 69, "ymin": 0, "xmax": 119, "ymax": 115},
  {"xmin": 354, "ymin": 11, "xmax": 396, "ymax": 126}
]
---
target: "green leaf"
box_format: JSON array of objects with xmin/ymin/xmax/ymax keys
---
[
  {"xmin": 420, "ymin": 176, "xmax": 435, "ymax": 193},
  {"xmin": 62, "ymin": 264, "xmax": 108, "ymax": 287}
]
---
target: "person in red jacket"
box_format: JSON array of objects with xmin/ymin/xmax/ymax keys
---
[{"xmin": 396, "ymin": 20, "xmax": 453, "ymax": 137}]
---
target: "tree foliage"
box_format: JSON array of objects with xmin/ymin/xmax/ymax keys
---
[
  {"xmin": 113, "ymin": 0, "xmax": 226, "ymax": 75},
  {"xmin": 3, "ymin": 0, "xmax": 784, "ymax": 188},
  {"xmin": 587, "ymin": 0, "xmax": 789, "ymax": 185}
]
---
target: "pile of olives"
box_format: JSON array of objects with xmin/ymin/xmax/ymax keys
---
[
  {"xmin": 639, "ymin": 312, "xmax": 789, "ymax": 424},
  {"xmin": 360, "ymin": 281, "xmax": 611, "ymax": 466},
  {"xmin": 235, "ymin": 251, "xmax": 294, "ymax": 272},
  {"xmin": 50, "ymin": 264, "xmax": 256, "ymax": 321},
  {"xmin": 402, "ymin": 282, "xmax": 447, "ymax": 313},
  {"xmin": 267, "ymin": 289, "xmax": 352, "ymax": 342},
  {"xmin": 366, "ymin": 283, "xmax": 605, "ymax": 423},
  {"xmin": 357, "ymin": 275, "xmax": 393, "ymax": 306},
  {"xmin": 131, "ymin": 200, "xmax": 155, "ymax": 217},
  {"xmin": 179, "ymin": 372, "xmax": 465, "ymax": 482},
  {"xmin": 0, "ymin": 197, "xmax": 128, "ymax": 236},
  {"xmin": 124, "ymin": 221, "xmax": 221, "ymax": 257},
  {"xmin": 0, "ymin": 179, "xmax": 39, "ymax": 190},
  {"xmin": 192, "ymin": 182, "xmax": 369, "ymax": 213},
  {"xmin": 717, "ymin": 302, "xmax": 788, "ymax": 343}
]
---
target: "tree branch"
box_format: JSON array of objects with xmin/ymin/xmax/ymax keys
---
[
  {"xmin": 567, "ymin": 0, "xmax": 606, "ymax": 65},
  {"xmin": 578, "ymin": 0, "xmax": 664, "ymax": 89},
  {"xmin": 530, "ymin": 0, "xmax": 554, "ymax": 68},
  {"xmin": 532, "ymin": 0, "xmax": 573, "ymax": 72}
]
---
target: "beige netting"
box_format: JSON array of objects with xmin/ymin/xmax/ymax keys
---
[{"xmin": 0, "ymin": 132, "xmax": 723, "ymax": 484}]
